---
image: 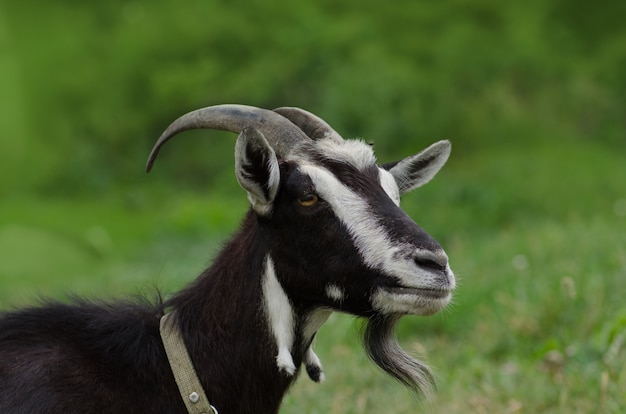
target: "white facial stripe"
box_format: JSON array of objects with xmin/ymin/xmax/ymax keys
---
[
  {"xmin": 312, "ymin": 139, "xmax": 377, "ymax": 171},
  {"xmin": 379, "ymin": 168, "xmax": 401, "ymax": 206},
  {"xmin": 300, "ymin": 164, "xmax": 407, "ymax": 272},
  {"xmin": 262, "ymin": 255, "xmax": 296, "ymax": 375},
  {"xmin": 299, "ymin": 164, "xmax": 452, "ymax": 314}
]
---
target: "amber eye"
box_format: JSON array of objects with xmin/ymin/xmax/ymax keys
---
[{"xmin": 297, "ymin": 194, "xmax": 319, "ymax": 207}]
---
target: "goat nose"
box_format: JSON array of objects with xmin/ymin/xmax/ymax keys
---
[{"xmin": 413, "ymin": 249, "xmax": 448, "ymax": 272}]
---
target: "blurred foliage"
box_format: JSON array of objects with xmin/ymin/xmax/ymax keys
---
[
  {"xmin": 1, "ymin": 0, "xmax": 624, "ymax": 194},
  {"xmin": 1, "ymin": 2, "xmax": 625, "ymax": 412}
]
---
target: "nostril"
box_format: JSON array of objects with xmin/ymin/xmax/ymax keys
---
[
  {"xmin": 413, "ymin": 250, "xmax": 448, "ymax": 272},
  {"xmin": 414, "ymin": 258, "xmax": 447, "ymax": 272}
]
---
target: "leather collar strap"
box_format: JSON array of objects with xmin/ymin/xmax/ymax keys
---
[{"xmin": 160, "ymin": 312, "xmax": 218, "ymax": 414}]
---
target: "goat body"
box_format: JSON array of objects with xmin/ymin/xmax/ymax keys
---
[{"xmin": 0, "ymin": 105, "xmax": 455, "ymax": 414}]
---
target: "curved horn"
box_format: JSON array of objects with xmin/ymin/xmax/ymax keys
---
[
  {"xmin": 273, "ymin": 107, "xmax": 343, "ymax": 143},
  {"xmin": 146, "ymin": 104, "xmax": 309, "ymax": 172}
]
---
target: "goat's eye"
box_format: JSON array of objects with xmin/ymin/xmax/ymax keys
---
[{"xmin": 297, "ymin": 194, "xmax": 318, "ymax": 207}]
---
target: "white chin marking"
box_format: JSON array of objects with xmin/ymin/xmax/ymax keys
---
[
  {"xmin": 371, "ymin": 287, "xmax": 452, "ymax": 316},
  {"xmin": 263, "ymin": 256, "xmax": 296, "ymax": 376}
]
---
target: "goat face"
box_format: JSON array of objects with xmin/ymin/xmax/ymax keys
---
[
  {"xmin": 233, "ymin": 126, "xmax": 455, "ymax": 318},
  {"xmin": 147, "ymin": 105, "xmax": 455, "ymax": 396}
]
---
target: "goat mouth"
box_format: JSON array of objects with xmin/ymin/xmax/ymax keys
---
[
  {"xmin": 382, "ymin": 286, "xmax": 451, "ymax": 299},
  {"xmin": 372, "ymin": 285, "xmax": 453, "ymax": 316}
]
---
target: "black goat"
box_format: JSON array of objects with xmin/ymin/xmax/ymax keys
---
[{"xmin": 0, "ymin": 105, "xmax": 455, "ymax": 414}]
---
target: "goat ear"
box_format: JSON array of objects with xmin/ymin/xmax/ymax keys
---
[
  {"xmin": 383, "ymin": 140, "xmax": 451, "ymax": 194},
  {"xmin": 235, "ymin": 127, "xmax": 281, "ymax": 216}
]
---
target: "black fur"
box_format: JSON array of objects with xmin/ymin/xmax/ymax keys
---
[
  {"xmin": 0, "ymin": 298, "xmax": 182, "ymax": 414},
  {"xmin": 0, "ymin": 212, "xmax": 294, "ymax": 414},
  {"xmin": 1, "ymin": 145, "xmax": 445, "ymax": 413},
  {"xmin": 0, "ymin": 189, "xmax": 379, "ymax": 413}
]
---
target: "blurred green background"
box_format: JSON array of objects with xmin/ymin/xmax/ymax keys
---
[{"xmin": 1, "ymin": 1, "xmax": 625, "ymax": 413}]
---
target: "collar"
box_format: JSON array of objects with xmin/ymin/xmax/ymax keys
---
[{"xmin": 160, "ymin": 312, "xmax": 218, "ymax": 414}]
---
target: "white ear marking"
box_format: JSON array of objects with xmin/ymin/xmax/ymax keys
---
[
  {"xmin": 262, "ymin": 256, "xmax": 296, "ymax": 376},
  {"xmin": 389, "ymin": 140, "xmax": 451, "ymax": 194},
  {"xmin": 379, "ymin": 168, "xmax": 401, "ymax": 206},
  {"xmin": 235, "ymin": 128, "xmax": 281, "ymax": 216}
]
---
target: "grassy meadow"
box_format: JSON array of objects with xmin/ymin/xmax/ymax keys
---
[
  {"xmin": 2, "ymin": 141, "xmax": 624, "ymax": 413},
  {"xmin": 1, "ymin": 1, "xmax": 625, "ymax": 413}
]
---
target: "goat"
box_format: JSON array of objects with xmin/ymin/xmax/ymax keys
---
[{"xmin": 0, "ymin": 105, "xmax": 455, "ymax": 414}]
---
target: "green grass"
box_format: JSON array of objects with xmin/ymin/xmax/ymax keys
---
[
  {"xmin": 0, "ymin": 193, "xmax": 247, "ymax": 305},
  {"xmin": 1, "ymin": 141, "xmax": 624, "ymax": 413}
]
